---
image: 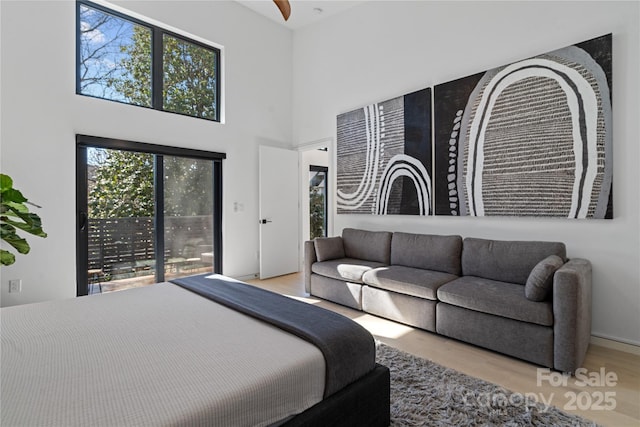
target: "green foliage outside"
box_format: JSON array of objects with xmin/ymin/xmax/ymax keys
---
[
  {"xmin": 80, "ymin": 7, "xmax": 217, "ymax": 220},
  {"xmin": 108, "ymin": 27, "xmax": 217, "ymax": 120},
  {"xmin": 107, "ymin": 25, "xmax": 152, "ymax": 107},
  {"xmin": 161, "ymin": 35, "xmax": 218, "ymax": 120},
  {"xmin": 89, "ymin": 150, "xmax": 155, "ymax": 219},
  {"xmin": 309, "ymin": 186, "xmax": 326, "ymax": 240},
  {"xmin": 79, "ymin": 4, "xmax": 217, "ymax": 120},
  {"xmin": 309, "ymin": 169, "xmax": 327, "ymax": 240},
  {"xmin": 163, "ymin": 156, "xmax": 213, "ymax": 217},
  {"xmin": 78, "ymin": 6, "xmax": 217, "ymax": 282},
  {"xmin": 88, "ymin": 150, "xmax": 213, "ymax": 219},
  {"xmin": 0, "ymin": 174, "xmax": 47, "ymax": 266}
]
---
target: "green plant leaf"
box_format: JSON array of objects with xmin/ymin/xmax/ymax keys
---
[
  {"xmin": 0, "ymin": 174, "xmax": 13, "ymax": 192},
  {"xmin": 0, "ymin": 174, "xmax": 47, "ymax": 267},
  {"xmin": 1, "ymin": 224, "xmax": 31, "ymax": 254},
  {"xmin": 2, "ymin": 216, "xmax": 47, "ymax": 238},
  {"xmin": 1, "ymin": 188, "xmax": 28, "ymax": 204},
  {"xmin": 3, "ymin": 201, "xmax": 29, "ymax": 214},
  {"xmin": 0, "ymin": 249, "xmax": 15, "ymax": 266}
]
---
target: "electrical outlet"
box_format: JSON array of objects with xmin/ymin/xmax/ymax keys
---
[{"xmin": 9, "ymin": 279, "xmax": 22, "ymax": 293}]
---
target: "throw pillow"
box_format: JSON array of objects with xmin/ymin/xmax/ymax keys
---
[
  {"xmin": 525, "ymin": 255, "xmax": 565, "ymax": 301},
  {"xmin": 314, "ymin": 236, "xmax": 345, "ymax": 262}
]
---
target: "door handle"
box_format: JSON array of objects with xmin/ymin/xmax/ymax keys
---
[
  {"xmin": 79, "ymin": 211, "xmax": 88, "ymax": 231},
  {"xmin": 259, "ymin": 219, "xmax": 273, "ymax": 224}
]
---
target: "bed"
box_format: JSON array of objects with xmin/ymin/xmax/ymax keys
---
[{"xmin": 1, "ymin": 274, "xmax": 390, "ymax": 426}]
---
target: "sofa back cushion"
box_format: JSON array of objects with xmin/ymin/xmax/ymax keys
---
[
  {"xmin": 462, "ymin": 238, "xmax": 567, "ymax": 285},
  {"xmin": 314, "ymin": 236, "xmax": 345, "ymax": 262},
  {"xmin": 342, "ymin": 228, "xmax": 392, "ymax": 264},
  {"xmin": 391, "ymin": 232, "xmax": 462, "ymax": 275}
]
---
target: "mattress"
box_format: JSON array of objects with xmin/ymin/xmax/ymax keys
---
[{"xmin": 1, "ymin": 282, "xmax": 326, "ymax": 426}]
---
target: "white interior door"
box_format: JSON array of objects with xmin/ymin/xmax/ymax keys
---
[{"xmin": 259, "ymin": 145, "xmax": 299, "ymax": 279}]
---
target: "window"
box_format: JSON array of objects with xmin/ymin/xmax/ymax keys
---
[
  {"xmin": 76, "ymin": 1, "xmax": 221, "ymax": 121},
  {"xmin": 309, "ymin": 166, "xmax": 328, "ymax": 239},
  {"xmin": 76, "ymin": 135, "xmax": 225, "ymax": 296}
]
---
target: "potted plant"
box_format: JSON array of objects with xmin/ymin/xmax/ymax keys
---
[{"xmin": 0, "ymin": 174, "xmax": 47, "ymax": 266}]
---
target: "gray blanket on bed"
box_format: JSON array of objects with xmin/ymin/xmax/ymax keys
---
[{"xmin": 171, "ymin": 274, "xmax": 376, "ymax": 398}]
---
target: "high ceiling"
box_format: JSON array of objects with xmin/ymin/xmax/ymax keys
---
[{"xmin": 236, "ymin": 0, "xmax": 367, "ymax": 30}]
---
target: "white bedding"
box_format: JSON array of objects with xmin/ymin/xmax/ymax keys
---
[{"xmin": 1, "ymin": 282, "xmax": 325, "ymax": 426}]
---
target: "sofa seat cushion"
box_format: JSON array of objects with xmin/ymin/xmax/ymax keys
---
[
  {"xmin": 311, "ymin": 258, "xmax": 387, "ymax": 284},
  {"xmin": 362, "ymin": 266, "xmax": 458, "ymax": 300},
  {"xmin": 437, "ymin": 276, "xmax": 553, "ymax": 326}
]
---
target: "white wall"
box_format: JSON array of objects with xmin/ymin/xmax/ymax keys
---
[
  {"xmin": 0, "ymin": 0, "xmax": 293, "ymax": 305},
  {"xmin": 292, "ymin": 1, "xmax": 640, "ymax": 345}
]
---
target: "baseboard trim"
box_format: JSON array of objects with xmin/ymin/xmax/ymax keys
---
[
  {"xmin": 590, "ymin": 336, "xmax": 640, "ymax": 356},
  {"xmin": 234, "ymin": 273, "xmax": 260, "ymax": 282}
]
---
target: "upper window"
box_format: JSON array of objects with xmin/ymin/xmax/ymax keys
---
[{"xmin": 76, "ymin": 1, "xmax": 220, "ymax": 122}]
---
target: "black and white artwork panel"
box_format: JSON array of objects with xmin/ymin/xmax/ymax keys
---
[
  {"xmin": 337, "ymin": 88, "xmax": 432, "ymax": 215},
  {"xmin": 434, "ymin": 34, "xmax": 613, "ymax": 219}
]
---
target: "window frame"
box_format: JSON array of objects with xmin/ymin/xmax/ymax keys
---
[
  {"xmin": 76, "ymin": 134, "xmax": 225, "ymax": 297},
  {"xmin": 76, "ymin": 0, "xmax": 221, "ymax": 122},
  {"xmin": 309, "ymin": 165, "xmax": 328, "ymax": 239}
]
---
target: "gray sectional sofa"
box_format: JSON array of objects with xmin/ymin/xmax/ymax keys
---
[{"xmin": 304, "ymin": 228, "xmax": 592, "ymax": 373}]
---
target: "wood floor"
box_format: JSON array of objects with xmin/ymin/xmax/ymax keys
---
[{"xmin": 247, "ymin": 273, "xmax": 640, "ymax": 427}]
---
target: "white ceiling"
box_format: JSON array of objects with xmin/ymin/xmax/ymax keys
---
[{"xmin": 236, "ymin": 0, "xmax": 367, "ymax": 30}]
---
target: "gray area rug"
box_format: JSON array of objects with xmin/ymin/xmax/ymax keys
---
[{"xmin": 376, "ymin": 342, "xmax": 598, "ymax": 426}]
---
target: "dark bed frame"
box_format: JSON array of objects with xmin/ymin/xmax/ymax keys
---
[{"xmin": 282, "ymin": 364, "xmax": 390, "ymax": 427}]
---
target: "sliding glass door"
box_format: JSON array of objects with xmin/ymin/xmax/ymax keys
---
[
  {"xmin": 76, "ymin": 135, "xmax": 224, "ymax": 296},
  {"xmin": 84, "ymin": 147, "xmax": 158, "ymax": 293},
  {"xmin": 162, "ymin": 156, "xmax": 215, "ymax": 282}
]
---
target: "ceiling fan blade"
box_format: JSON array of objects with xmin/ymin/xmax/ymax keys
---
[{"xmin": 273, "ymin": 0, "xmax": 291, "ymax": 21}]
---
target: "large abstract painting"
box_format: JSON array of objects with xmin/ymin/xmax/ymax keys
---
[
  {"xmin": 434, "ymin": 34, "xmax": 613, "ymax": 218},
  {"xmin": 337, "ymin": 88, "xmax": 432, "ymax": 215}
]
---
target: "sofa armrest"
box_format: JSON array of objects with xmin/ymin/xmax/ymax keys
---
[
  {"xmin": 304, "ymin": 240, "xmax": 317, "ymax": 293},
  {"xmin": 552, "ymin": 258, "xmax": 592, "ymax": 373}
]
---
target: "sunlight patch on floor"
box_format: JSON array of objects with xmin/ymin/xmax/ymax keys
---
[
  {"xmin": 351, "ymin": 313, "xmax": 413, "ymax": 339},
  {"xmin": 283, "ymin": 294, "xmax": 322, "ymax": 304}
]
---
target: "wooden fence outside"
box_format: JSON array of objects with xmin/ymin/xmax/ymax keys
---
[{"xmin": 88, "ymin": 215, "xmax": 214, "ymax": 279}]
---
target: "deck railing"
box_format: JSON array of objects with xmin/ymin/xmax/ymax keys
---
[{"xmin": 88, "ymin": 215, "xmax": 213, "ymax": 280}]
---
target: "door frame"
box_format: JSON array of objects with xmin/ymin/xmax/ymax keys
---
[
  {"xmin": 75, "ymin": 134, "xmax": 225, "ymax": 296},
  {"xmin": 298, "ymin": 138, "xmax": 333, "ymax": 270}
]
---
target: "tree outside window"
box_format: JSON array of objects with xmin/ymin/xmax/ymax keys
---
[{"xmin": 77, "ymin": 1, "xmax": 219, "ymax": 121}]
